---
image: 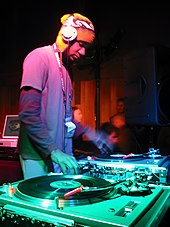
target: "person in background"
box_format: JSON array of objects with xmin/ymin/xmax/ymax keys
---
[
  {"xmin": 110, "ymin": 98, "xmax": 147, "ymax": 154},
  {"xmin": 116, "ymin": 97, "xmax": 125, "ymax": 114},
  {"xmin": 85, "ymin": 121, "xmax": 120, "ymax": 157},
  {"xmin": 99, "ymin": 121, "xmax": 120, "ymax": 155},
  {"xmin": 109, "ymin": 97, "xmax": 125, "ymax": 124},
  {"xmin": 72, "ymin": 106, "xmax": 89, "ymax": 140},
  {"xmin": 110, "ymin": 113, "xmax": 138, "ymax": 154},
  {"xmin": 110, "ymin": 112, "xmax": 125, "ymax": 129},
  {"xmin": 17, "ymin": 13, "xmax": 95, "ymax": 179},
  {"xmin": 72, "ymin": 106, "xmax": 96, "ymax": 159},
  {"xmin": 72, "ymin": 107, "xmax": 119, "ymax": 158}
]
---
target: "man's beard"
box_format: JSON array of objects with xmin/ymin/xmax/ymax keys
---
[{"xmin": 62, "ymin": 50, "xmax": 80, "ymax": 67}]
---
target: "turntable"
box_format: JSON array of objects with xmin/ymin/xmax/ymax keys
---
[
  {"xmin": 89, "ymin": 153, "xmax": 168, "ymax": 165},
  {"xmin": 14, "ymin": 175, "xmax": 116, "ymax": 208},
  {"xmin": 0, "ymin": 174, "xmax": 169, "ymax": 226},
  {"xmin": 78, "ymin": 154, "xmax": 169, "ymax": 184}
]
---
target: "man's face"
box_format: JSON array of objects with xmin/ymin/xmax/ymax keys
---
[
  {"xmin": 111, "ymin": 115, "xmax": 125, "ymax": 129},
  {"xmin": 108, "ymin": 132, "xmax": 118, "ymax": 145},
  {"xmin": 67, "ymin": 41, "xmax": 87, "ymax": 63},
  {"xmin": 117, "ymin": 101, "xmax": 125, "ymax": 113},
  {"xmin": 73, "ymin": 109, "xmax": 83, "ymax": 123}
]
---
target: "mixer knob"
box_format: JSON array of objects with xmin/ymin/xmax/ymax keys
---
[
  {"xmin": 10, "ymin": 213, "xmax": 15, "ymax": 221},
  {"xmin": 31, "ymin": 218, "xmax": 36, "ymax": 224},
  {"xmin": 13, "ymin": 214, "xmax": 21, "ymax": 224}
]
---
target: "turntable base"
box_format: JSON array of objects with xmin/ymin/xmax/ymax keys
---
[{"xmin": 0, "ymin": 174, "xmax": 169, "ymax": 226}]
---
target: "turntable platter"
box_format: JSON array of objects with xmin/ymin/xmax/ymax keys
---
[
  {"xmin": 95, "ymin": 153, "xmax": 144, "ymax": 162},
  {"xmin": 14, "ymin": 175, "xmax": 115, "ymax": 207},
  {"xmin": 110, "ymin": 154, "xmax": 125, "ymax": 158},
  {"xmin": 110, "ymin": 154, "xmax": 144, "ymax": 159}
]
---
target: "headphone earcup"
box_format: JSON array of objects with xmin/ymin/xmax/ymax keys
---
[{"xmin": 62, "ymin": 26, "xmax": 77, "ymax": 41}]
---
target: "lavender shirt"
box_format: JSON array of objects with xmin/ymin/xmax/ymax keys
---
[{"xmin": 18, "ymin": 45, "xmax": 73, "ymax": 164}]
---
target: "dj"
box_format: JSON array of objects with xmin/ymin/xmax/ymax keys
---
[{"xmin": 17, "ymin": 13, "xmax": 95, "ymax": 179}]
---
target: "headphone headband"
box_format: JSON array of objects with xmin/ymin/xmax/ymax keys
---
[{"xmin": 63, "ymin": 15, "xmax": 94, "ymax": 31}]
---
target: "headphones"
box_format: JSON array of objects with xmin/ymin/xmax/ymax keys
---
[{"xmin": 61, "ymin": 15, "xmax": 94, "ymax": 42}]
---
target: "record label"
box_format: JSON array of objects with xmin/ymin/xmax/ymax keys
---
[{"xmin": 50, "ymin": 180, "xmax": 81, "ymax": 189}]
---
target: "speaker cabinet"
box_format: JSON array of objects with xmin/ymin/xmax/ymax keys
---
[
  {"xmin": 0, "ymin": 160, "xmax": 23, "ymax": 185},
  {"xmin": 123, "ymin": 46, "xmax": 170, "ymax": 126}
]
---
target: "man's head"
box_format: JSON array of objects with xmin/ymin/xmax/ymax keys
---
[
  {"xmin": 116, "ymin": 98, "xmax": 125, "ymax": 113},
  {"xmin": 56, "ymin": 13, "xmax": 95, "ymax": 64},
  {"xmin": 56, "ymin": 13, "xmax": 95, "ymax": 52},
  {"xmin": 100, "ymin": 122, "xmax": 119, "ymax": 145},
  {"xmin": 110, "ymin": 113, "xmax": 125, "ymax": 129},
  {"xmin": 72, "ymin": 106, "xmax": 83, "ymax": 123}
]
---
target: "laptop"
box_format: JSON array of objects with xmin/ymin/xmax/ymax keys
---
[{"xmin": 0, "ymin": 115, "xmax": 20, "ymax": 147}]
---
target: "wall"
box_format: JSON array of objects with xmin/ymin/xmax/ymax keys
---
[
  {"xmin": 72, "ymin": 56, "xmax": 125, "ymax": 128},
  {"xmin": 0, "ymin": 71, "xmax": 21, "ymax": 135},
  {"xmin": 0, "ymin": 57, "xmax": 125, "ymax": 134}
]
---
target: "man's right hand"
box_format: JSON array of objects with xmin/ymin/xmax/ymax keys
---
[{"xmin": 51, "ymin": 149, "xmax": 79, "ymax": 175}]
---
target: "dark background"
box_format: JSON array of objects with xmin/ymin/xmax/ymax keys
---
[
  {"xmin": 0, "ymin": 1, "xmax": 170, "ymax": 185},
  {"xmin": 1, "ymin": 0, "xmax": 170, "ymax": 73},
  {"xmin": 0, "ymin": 0, "xmax": 170, "ymax": 154}
]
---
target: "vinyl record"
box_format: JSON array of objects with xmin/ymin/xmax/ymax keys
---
[
  {"xmin": 110, "ymin": 154, "xmax": 126, "ymax": 158},
  {"xmin": 95, "ymin": 154, "xmax": 144, "ymax": 162},
  {"xmin": 14, "ymin": 175, "xmax": 115, "ymax": 207},
  {"xmin": 110, "ymin": 154, "xmax": 144, "ymax": 159}
]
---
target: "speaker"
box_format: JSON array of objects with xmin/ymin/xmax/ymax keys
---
[{"xmin": 123, "ymin": 46, "xmax": 170, "ymax": 126}]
